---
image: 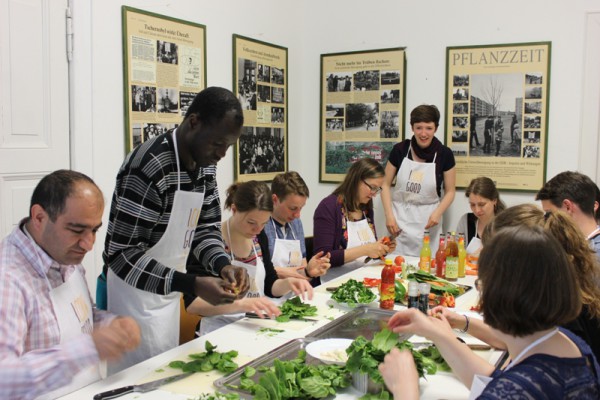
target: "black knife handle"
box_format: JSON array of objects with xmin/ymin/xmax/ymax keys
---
[{"xmin": 93, "ymin": 385, "xmax": 134, "ymax": 400}]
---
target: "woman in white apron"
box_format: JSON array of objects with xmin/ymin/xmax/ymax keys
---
[
  {"xmin": 313, "ymin": 158, "xmax": 395, "ymax": 283},
  {"xmin": 186, "ymin": 181, "xmax": 313, "ymax": 335},
  {"xmin": 379, "ymin": 225, "xmax": 600, "ymax": 399},
  {"xmin": 455, "ymin": 177, "xmax": 506, "ymax": 259},
  {"xmin": 380, "ymin": 105, "xmax": 456, "ymax": 256}
]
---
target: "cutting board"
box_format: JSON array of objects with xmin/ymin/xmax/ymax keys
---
[{"xmin": 136, "ymin": 348, "xmax": 252, "ymax": 395}]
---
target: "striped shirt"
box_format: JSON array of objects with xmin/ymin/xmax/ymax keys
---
[
  {"xmin": 0, "ymin": 223, "xmax": 114, "ymax": 399},
  {"xmin": 102, "ymin": 132, "xmax": 230, "ymax": 296}
]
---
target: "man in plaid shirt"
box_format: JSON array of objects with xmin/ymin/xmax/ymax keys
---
[{"xmin": 0, "ymin": 170, "xmax": 140, "ymax": 399}]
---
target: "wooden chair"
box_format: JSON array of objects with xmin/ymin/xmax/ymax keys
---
[{"xmin": 179, "ymin": 296, "xmax": 201, "ymax": 345}]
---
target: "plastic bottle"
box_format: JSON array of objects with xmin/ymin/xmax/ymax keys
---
[
  {"xmin": 458, "ymin": 233, "xmax": 467, "ymax": 278},
  {"xmin": 380, "ymin": 259, "xmax": 395, "ymax": 310},
  {"xmin": 445, "ymin": 232, "xmax": 459, "ymax": 281},
  {"xmin": 435, "ymin": 233, "xmax": 446, "ymax": 278},
  {"xmin": 407, "ymin": 281, "xmax": 419, "ymax": 309},
  {"xmin": 419, "ymin": 230, "xmax": 431, "ymax": 273},
  {"xmin": 418, "ymin": 282, "xmax": 431, "ymax": 314}
]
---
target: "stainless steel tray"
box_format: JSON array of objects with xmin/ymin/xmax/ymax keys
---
[
  {"xmin": 307, "ymin": 306, "xmax": 411, "ymax": 341},
  {"xmin": 214, "ymin": 307, "xmax": 410, "ymax": 397}
]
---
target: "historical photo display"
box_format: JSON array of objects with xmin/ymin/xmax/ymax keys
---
[
  {"xmin": 445, "ymin": 42, "xmax": 551, "ymax": 191},
  {"xmin": 233, "ymin": 35, "xmax": 288, "ymax": 181},
  {"xmin": 320, "ymin": 48, "xmax": 406, "ymax": 182},
  {"xmin": 122, "ymin": 6, "xmax": 206, "ymax": 151}
]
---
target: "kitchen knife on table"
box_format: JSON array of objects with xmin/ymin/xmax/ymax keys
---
[{"xmin": 93, "ymin": 371, "xmax": 193, "ymax": 399}]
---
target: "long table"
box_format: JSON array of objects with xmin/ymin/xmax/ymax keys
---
[{"xmin": 59, "ymin": 258, "xmax": 496, "ymax": 400}]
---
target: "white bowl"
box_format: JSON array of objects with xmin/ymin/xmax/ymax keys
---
[{"xmin": 305, "ymin": 338, "xmax": 353, "ymax": 365}]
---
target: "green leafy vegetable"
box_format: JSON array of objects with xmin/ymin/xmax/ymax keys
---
[
  {"xmin": 408, "ymin": 271, "xmax": 464, "ymax": 296},
  {"xmin": 229, "ymin": 349, "xmax": 351, "ymax": 399},
  {"xmin": 192, "ymin": 393, "xmax": 240, "ymax": 400},
  {"xmin": 276, "ymin": 297, "xmax": 318, "ymax": 322},
  {"xmin": 330, "ymin": 279, "xmax": 376, "ymax": 306},
  {"xmin": 168, "ymin": 341, "xmax": 238, "ymax": 374}
]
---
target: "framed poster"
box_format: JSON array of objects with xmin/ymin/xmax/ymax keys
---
[
  {"xmin": 319, "ymin": 48, "xmax": 406, "ymax": 183},
  {"xmin": 445, "ymin": 42, "xmax": 551, "ymax": 191},
  {"xmin": 233, "ymin": 35, "xmax": 288, "ymax": 181},
  {"xmin": 122, "ymin": 6, "xmax": 206, "ymax": 152}
]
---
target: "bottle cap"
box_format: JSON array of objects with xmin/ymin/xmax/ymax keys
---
[
  {"xmin": 408, "ymin": 281, "xmax": 419, "ymax": 296},
  {"xmin": 418, "ymin": 282, "xmax": 431, "ymax": 294},
  {"xmin": 385, "ymin": 258, "xmax": 392, "ymax": 266}
]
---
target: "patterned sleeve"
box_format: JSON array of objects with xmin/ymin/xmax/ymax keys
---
[
  {"xmin": 103, "ymin": 163, "xmax": 188, "ymax": 295},
  {"xmin": 0, "ymin": 277, "xmax": 98, "ymax": 399}
]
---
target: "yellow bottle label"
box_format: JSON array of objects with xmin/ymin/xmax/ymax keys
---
[
  {"xmin": 419, "ymin": 256, "xmax": 431, "ymax": 273},
  {"xmin": 446, "ymin": 257, "xmax": 458, "ymax": 280}
]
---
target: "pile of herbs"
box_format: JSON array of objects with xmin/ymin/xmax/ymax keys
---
[
  {"xmin": 276, "ymin": 297, "xmax": 318, "ymax": 322},
  {"xmin": 193, "ymin": 393, "xmax": 240, "ymax": 400},
  {"xmin": 330, "ymin": 279, "xmax": 376, "ymax": 307},
  {"xmin": 168, "ymin": 341, "xmax": 238, "ymax": 373},
  {"xmin": 228, "ymin": 350, "xmax": 351, "ymax": 399},
  {"xmin": 346, "ymin": 329, "xmax": 450, "ymax": 385}
]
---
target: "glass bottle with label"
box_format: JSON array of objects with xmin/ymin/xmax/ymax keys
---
[
  {"xmin": 380, "ymin": 259, "xmax": 395, "ymax": 310},
  {"xmin": 419, "ymin": 230, "xmax": 431, "ymax": 273},
  {"xmin": 435, "ymin": 233, "xmax": 446, "ymax": 278},
  {"xmin": 445, "ymin": 232, "xmax": 459, "ymax": 281},
  {"xmin": 458, "ymin": 233, "xmax": 467, "ymax": 278},
  {"xmin": 407, "ymin": 281, "xmax": 419, "ymax": 310},
  {"xmin": 418, "ymin": 282, "xmax": 431, "ymax": 314}
]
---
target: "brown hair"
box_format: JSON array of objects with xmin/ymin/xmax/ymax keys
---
[
  {"xmin": 485, "ymin": 204, "xmax": 600, "ymax": 318},
  {"xmin": 479, "ymin": 225, "xmax": 581, "ymax": 336},
  {"xmin": 333, "ymin": 158, "xmax": 384, "ymax": 212},
  {"xmin": 224, "ymin": 180, "xmax": 273, "ymax": 212},
  {"xmin": 410, "ymin": 104, "xmax": 441, "ymax": 129},
  {"xmin": 270, "ymin": 171, "xmax": 309, "ymax": 200},
  {"xmin": 535, "ymin": 171, "xmax": 599, "ymax": 218},
  {"xmin": 465, "ymin": 176, "xmax": 506, "ymax": 215}
]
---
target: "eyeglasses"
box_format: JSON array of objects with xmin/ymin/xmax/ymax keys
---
[{"xmin": 362, "ymin": 180, "xmax": 382, "ymax": 194}]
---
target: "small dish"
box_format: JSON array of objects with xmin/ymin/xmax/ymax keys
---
[{"xmin": 305, "ymin": 338, "xmax": 353, "ymax": 365}]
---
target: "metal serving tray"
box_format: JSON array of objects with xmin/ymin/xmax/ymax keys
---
[{"xmin": 213, "ymin": 307, "xmax": 410, "ymax": 397}]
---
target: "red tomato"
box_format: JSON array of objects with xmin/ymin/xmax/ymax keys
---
[
  {"xmin": 363, "ymin": 278, "xmax": 381, "ymax": 288},
  {"xmin": 381, "ymin": 236, "xmax": 391, "ymax": 245},
  {"xmin": 394, "ymin": 256, "xmax": 405, "ymax": 266}
]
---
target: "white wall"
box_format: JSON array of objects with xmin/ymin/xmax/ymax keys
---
[{"xmin": 70, "ymin": 0, "xmax": 600, "ymax": 292}]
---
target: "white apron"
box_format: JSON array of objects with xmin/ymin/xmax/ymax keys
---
[
  {"xmin": 466, "ymin": 220, "xmax": 483, "ymax": 255},
  {"xmin": 270, "ymin": 219, "xmax": 303, "ymax": 268},
  {"xmin": 468, "ymin": 328, "xmax": 558, "ymax": 399},
  {"xmin": 37, "ymin": 269, "xmax": 100, "ymax": 399},
  {"xmin": 199, "ymin": 221, "xmax": 265, "ymax": 336},
  {"xmin": 392, "ymin": 145, "xmax": 441, "ymax": 256},
  {"xmin": 321, "ymin": 214, "xmax": 376, "ymax": 283},
  {"xmin": 107, "ymin": 129, "xmax": 204, "ymax": 374}
]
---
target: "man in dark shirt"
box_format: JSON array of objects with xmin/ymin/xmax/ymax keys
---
[{"xmin": 102, "ymin": 87, "xmax": 249, "ymax": 373}]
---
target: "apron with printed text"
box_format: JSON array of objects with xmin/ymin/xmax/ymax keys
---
[
  {"xmin": 107, "ymin": 129, "xmax": 204, "ymax": 374},
  {"xmin": 36, "ymin": 269, "xmax": 100, "ymax": 399},
  {"xmin": 392, "ymin": 145, "xmax": 441, "ymax": 256},
  {"xmin": 199, "ymin": 221, "xmax": 265, "ymax": 335},
  {"xmin": 321, "ymin": 215, "xmax": 376, "ymax": 283}
]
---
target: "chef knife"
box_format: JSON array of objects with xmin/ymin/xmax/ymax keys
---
[
  {"xmin": 244, "ymin": 312, "xmax": 318, "ymax": 322},
  {"xmin": 93, "ymin": 371, "xmax": 194, "ymax": 400}
]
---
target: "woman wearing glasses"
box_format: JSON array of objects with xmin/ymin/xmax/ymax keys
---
[
  {"xmin": 380, "ymin": 104, "xmax": 456, "ymax": 256},
  {"xmin": 313, "ymin": 158, "xmax": 394, "ymax": 282}
]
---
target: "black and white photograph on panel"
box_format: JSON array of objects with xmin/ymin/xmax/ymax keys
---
[
  {"xmin": 271, "ymin": 66, "xmax": 284, "ymax": 85},
  {"xmin": 271, "ymin": 87, "xmax": 284, "ymax": 104},
  {"xmin": 238, "ymin": 126, "xmax": 285, "ymax": 175},
  {"xmin": 381, "ymin": 89, "xmax": 400, "ymax": 104},
  {"xmin": 327, "ymin": 72, "xmax": 353, "ymax": 92},
  {"xmin": 131, "ymin": 85, "xmax": 156, "ymax": 112},
  {"xmin": 157, "ymin": 40, "xmax": 178, "ymax": 64},
  {"xmin": 380, "ymin": 111, "xmax": 399, "ymax": 138},
  {"xmin": 325, "ymin": 104, "xmax": 345, "ymax": 117},
  {"xmin": 157, "ymin": 88, "xmax": 179, "ymax": 113},
  {"xmin": 179, "ymin": 91, "xmax": 197, "ymax": 116},
  {"xmin": 237, "ymin": 58, "xmax": 257, "ymax": 110},
  {"xmin": 326, "ymin": 118, "xmax": 344, "ymax": 132},
  {"xmin": 257, "ymin": 85, "xmax": 271, "ymax": 103},
  {"xmin": 353, "ymin": 70, "xmax": 380, "ymax": 91},
  {"xmin": 257, "ymin": 64, "xmax": 270, "ymax": 83},
  {"xmin": 345, "ymin": 103, "xmax": 379, "ymax": 132},
  {"xmin": 381, "ymin": 70, "xmax": 400, "ymax": 85},
  {"xmin": 271, "ymin": 107, "xmax": 284, "ymax": 124},
  {"xmin": 467, "ymin": 73, "xmax": 522, "ymax": 158}
]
